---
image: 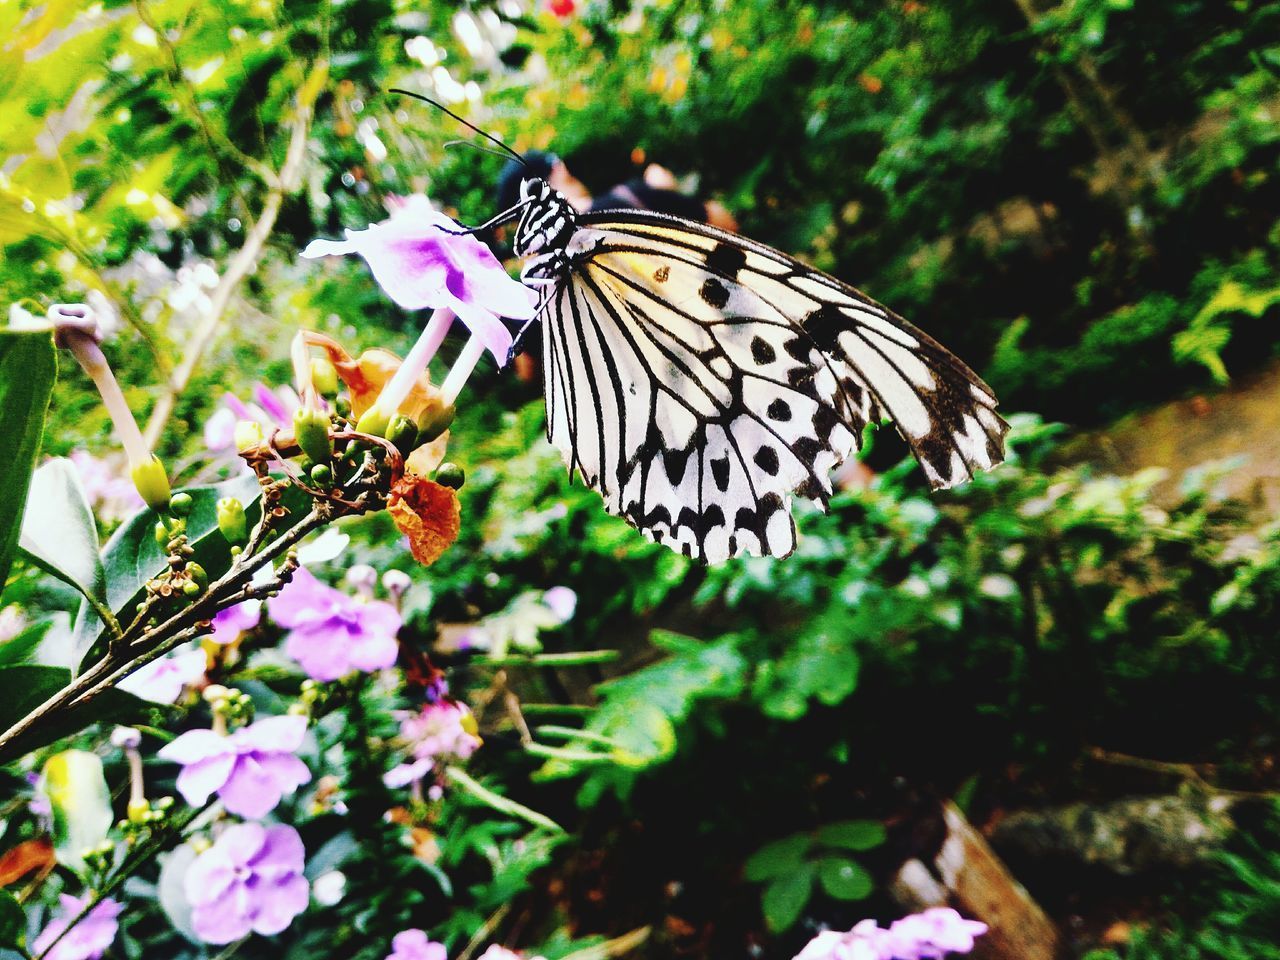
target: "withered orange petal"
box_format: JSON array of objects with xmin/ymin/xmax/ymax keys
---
[{"xmin": 388, "ymin": 476, "xmax": 461, "ymax": 566}]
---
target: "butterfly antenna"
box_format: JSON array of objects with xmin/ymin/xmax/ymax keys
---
[
  {"xmin": 388, "ymin": 88, "xmax": 528, "ymax": 168},
  {"xmin": 442, "ymin": 139, "xmax": 526, "ymax": 163}
]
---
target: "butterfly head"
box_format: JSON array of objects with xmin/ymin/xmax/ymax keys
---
[{"xmin": 512, "ymin": 177, "xmax": 578, "ymax": 257}]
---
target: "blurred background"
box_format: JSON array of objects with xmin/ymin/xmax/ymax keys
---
[{"xmin": 2, "ymin": 0, "xmax": 1280, "ymax": 957}]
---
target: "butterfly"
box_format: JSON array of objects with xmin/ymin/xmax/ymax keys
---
[
  {"xmin": 500, "ymin": 177, "xmax": 1009, "ymax": 563},
  {"xmin": 397, "ymin": 92, "xmax": 1009, "ymax": 563}
]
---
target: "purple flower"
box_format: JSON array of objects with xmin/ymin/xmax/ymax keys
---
[
  {"xmin": 793, "ymin": 910, "xmax": 988, "ymax": 960},
  {"xmin": 184, "ymin": 822, "xmax": 309, "ymax": 944},
  {"xmin": 382, "ymin": 756, "xmax": 433, "ymax": 789},
  {"xmin": 402, "ymin": 701, "xmax": 481, "ymax": 762},
  {"xmin": 158, "ymin": 715, "xmax": 311, "ymax": 818},
  {"xmin": 117, "ymin": 646, "xmax": 207, "ymax": 703},
  {"xmin": 210, "ymin": 599, "xmax": 262, "ymax": 644},
  {"xmin": 204, "ymin": 385, "xmax": 300, "ymax": 455},
  {"xmin": 69, "ymin": 450, "xmax": 143, "ymax": 521},
  {"xmin": 32, "ymin": 894, "xmax": 122, "ymax": 960},
  {"xmin": 301, "ymin": 195, "xmax": 536, "ymax": 363},
  {"xmin": 386, "ymin": 929, "xmax": 448, "ymax": 960},
  {"xmin": 268, "ymin": 567, "xmax": 402, "ymax": 681}
]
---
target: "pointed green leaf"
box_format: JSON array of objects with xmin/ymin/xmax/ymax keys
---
[
  {"xmin": 761, "ymin": 864, "xmax": 814, "ymax": 932},
  {"xmin": 816, "ymin": 857, "xmax": 874, "ymax": 900},
  {"xmin": 71, "ymin": 473, "xmax": 261, "ymax": 665},
  {"xmin": 815, "ymin": 820, "xmax": 887, "ymax": 852},
  {"xmin": 744, "ymin": 833, "xmax": 813, "ymax": 882},
  {"xmin": 18, "ymin": 458, "xmax": 107, "ymax": 617},
  {"xmin": 0, "ymin": 329, "xmax": 56, "ymax": 590},
  {"xmin": 41, "ymin": 749, "xmax": 113, "ymax": 875}
]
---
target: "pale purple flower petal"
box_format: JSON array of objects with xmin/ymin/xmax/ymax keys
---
[
  {"xmin": 210, "ymin": 599, "xmax": 262, "ymax": 643},
  {"xmin": 270, "ymin": 569, "xmax": 403, "ymax": 680},
  {"xmin": 543, "ymin": 586, "xmax": 577, "ymax": 622},
  {"xmin": 383, "ymin": 756, "xmax": 433, "ymax": 788},
  {"xmin": 791, "ymin": 910, "xmax": 987, "ymax": 960},
  {"xmin": 186, "ymin": 822, "xmax": 308, "ymax": 945},
  {"xmin": 301, "ymin": 196, "xmax": 535, "ymax": 364},
  {"xmin": 234, "ymin": 714, "xmax": 308, "ymax": 753},
  {"xmin": 173, "ymin": 753, "xmax": 238, "ymax": 808},
  {"xmin": 117, "ymin": 647, "xmax": 206, "ymax": 703},
  {"xmin": 268, "ymin": 567, "xmax": 334, "ymax": 627},
  {"xmin": 32, "ymin": 894, "xmax": 122, "ymax": 960},
  {"xmin": 388, "ymin": 929, "xmax": 448, "ymax": 960},
  {"xmin": 162, "ymin": 717, "xmax": 310, "ymax": 816},
  {"xmin": 160, "ymin": 728, "xmax": 231, "ymax": 765}
]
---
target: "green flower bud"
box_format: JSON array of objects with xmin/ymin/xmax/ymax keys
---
[
  {"xmin": 354, "ymin": 405, "xmax": 391, "ymax": 438},
  {"xmin": 186, "ymin": 562, "xmax": 208, "ymax": 588},
  {"xmin": 386, "ymin": 414, "xmax": 419, "ymax": 456},
  {"xmin": 216, "ymin": 497, "xmax": 248, "ymax": 545},
  {"xmin": 234, "ymin": 419, "xmax": 264, "ymax": 452},
  {"xmin": 310, "ymin": 463, "xmax": 333, "ymax": 486},
  {"xmin": 416, "ymin": 404, "xmax": 456, "ymax": 442},
  {"xmin": 311, "ymin": 357, "xmax": 340, "ymax": 396},
  {"xmin": 293, "ymin": 407, "xmax": 332, "ymax": 466},
  {"xmin": 130, "ymin": 454, "xmax": 172, "ymax": 512},
  {"xmin": 127, "ymin": 798, "xmax": 150, "ymax": 824},
  {"xmin": 154, "ymin": 520, "xmax": 170, "ymax": 547},
  {"xmin": 170, "ymin": 492, "xmax": 194, "ymax": 517},
  {"xmin": 335, "ymin": 397, "xmax": 352, "ymax": 419},
  {"xmin": 182, "ymin": 579, "xmax": 201, "ymax": 597},
  {"xmin": 433, "ymin": 462, "xmax": 465, "ymax": 489}
]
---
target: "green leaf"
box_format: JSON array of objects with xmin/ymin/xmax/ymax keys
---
[
  {"xmin": 18, "ymin": 458, "xmax": 108, "ymax": 624},
  {"xmin": 0, "ymin": 617, "xmax": 53, "ymax": 666},
  {"xmin": 755, "ymin": 627, "xmax": 860, "ymax": 720},
  {"xmin": 815, "ymin": 820, "xmax": 887, "ymax": 852},
  {"xmin": 761, "ymin": 864, "xmax": 814, "ymax": 932},
  {"xmin": 0, "ymin": 329, "xmax": 56, "ymax": 591},
  {"xmin": 816, "ymin": 857, "xmax": 874, "ymax": 900},
  {"xmin": 0, "ymin": 664, "xmax": 149, "ymax": 760},
  {"xmin": 71, "ymin": 473, "xmax": 260, "ymax": 665},
  {"xmin": 0, "ymin": 889, "xmax": 23, "ymax": 951},
  {"xmin": 535, "ymin": 632, "xmax": 747, "ymax": 781},
  {"xmin": 41, "ymin": 749, "xmax": 113, "ymax": 875},
  {"xmin": 744, "ymin": 833, "xmax": 813, "ymax": 882}
]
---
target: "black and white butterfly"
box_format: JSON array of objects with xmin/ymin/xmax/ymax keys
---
[
  {"xmin": 499, "ymin": 178, "xmax": 1008, "ymax": 563},
  {"xmin": 399, "ymin": 92, "xmax": 1009, "ymax": 563}
]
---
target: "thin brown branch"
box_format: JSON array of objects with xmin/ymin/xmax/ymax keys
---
[{"xmin": 142, "ymin": 79, "xmax": 315, "ymax": 448}]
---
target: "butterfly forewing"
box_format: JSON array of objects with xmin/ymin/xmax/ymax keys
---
[{"xmin": 529, "ymin": 203, "xmax": 1009, "ymax": 563}]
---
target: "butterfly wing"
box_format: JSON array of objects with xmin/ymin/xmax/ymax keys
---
[{"xmin": 537, "ymin": 210, "xmax": 1008, "ymax": 562}]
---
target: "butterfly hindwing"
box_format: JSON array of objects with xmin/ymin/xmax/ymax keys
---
[{"xmin": 535, "ymin": 209, "xmax": 1009, "ymax": 562}]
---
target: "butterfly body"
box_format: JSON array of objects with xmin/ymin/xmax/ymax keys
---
[{"xmin": 509, "ymin": 176, "xmax": 1009, "ymax": 563}]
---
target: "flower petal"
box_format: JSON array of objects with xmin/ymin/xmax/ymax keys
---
[
  {"xmin": 301, "ymin": 237, "xmax": 358, "ymax": 259},
  {"xmin": 218, "ymin": 756, "xmax": 285, "ymax": 819},
  {"xmin": 250, "ymin": 873, "xmax": 310, "ymax": 936},
  {"xmin": 268, "ymin": 567, "xmax": 335, "ymax": 627},
  {"xmin": 448, "ymin": 296, "xmax": 515, "ymax": 366},
  {"xmin": 387, "ymin": 476, "xmax": 461, "ymax": 567},
  {"xmin": 253, "ymin": 824, "xmax": 307, "ymax": 874},
  {"xmin": 233, "ymin": 714, "xmax": 309, "ymax": 754}
]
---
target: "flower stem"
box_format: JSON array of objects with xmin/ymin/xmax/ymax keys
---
[
  {"xmin": 440, "ymin": 334, "xmax": 485, "ymax": 406},
  {"xmin": 64, "ymin": 333, "xmax": 151, "ymax": 466},
  {"xmin": 374, "ymin": 307, "xmax": 454, "ymax": 417}
]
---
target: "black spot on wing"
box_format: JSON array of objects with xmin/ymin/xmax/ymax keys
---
[
  {"xmin": 802, "ymin": 304, "xmax": 846, "ymax": 353},
  {"xmin": 663, "ymin": 446, "xmax": 692, "ymax": 486},
  {"xmin": 706, "ymin": 242, "xmax": 747, "ymax": 279},
  {"xmin": 699, "ymin": 278, "xmax": 730, "ymax": 309},
  {"xmin": 767, "ymin": 398, "xmax": 792, "ymax": 422},
  {"xmin": 710, "ymin": 455, "xmax": 731, "ymax": 492},
  {"xmin": 753, "ymin": 445, "xmax": 780, "ymax": 476},
  {"xmin": 750, "ymin": 336, "xmax": 776, "ymax": 365}
]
